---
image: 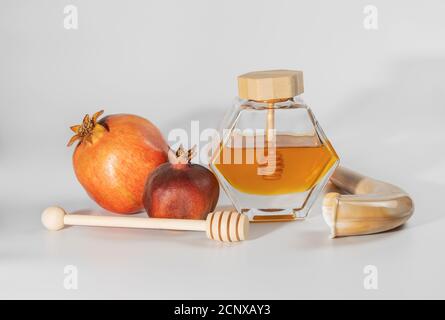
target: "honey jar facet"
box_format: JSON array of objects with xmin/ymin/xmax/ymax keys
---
[{"xmin": 209, "ymin": 70, "xmax": 339, "ymax": 222}]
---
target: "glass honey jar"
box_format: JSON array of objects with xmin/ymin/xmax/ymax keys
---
[{"xmin": 209, "ymin": 70, "xmax": 339, "ymax": 222}]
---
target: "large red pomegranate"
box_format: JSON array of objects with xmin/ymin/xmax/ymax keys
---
[{"xmin": 68, "ymin": 110, "xmax": 168, "ymax": 214}]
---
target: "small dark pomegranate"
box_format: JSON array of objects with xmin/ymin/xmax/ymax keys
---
[{"xmin": 143, "ymin": 146, "xmax": 220, "ymax": 219}]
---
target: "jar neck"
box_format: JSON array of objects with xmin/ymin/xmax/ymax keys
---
[
  {"xmin": 249, "ymin": 97, "xmax": 294, "ymax": 107},
  {"xmin": 252, "ymin": 97, "xmax": 292, "ymax": 103}
]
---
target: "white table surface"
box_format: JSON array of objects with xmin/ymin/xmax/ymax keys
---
[{"xmin": 0, "ymin": 172, "xmax": 443, "ymax": 299}]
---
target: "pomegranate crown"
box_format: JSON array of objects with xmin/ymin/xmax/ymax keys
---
[
  {"xmin": 67, "ymin": 110, "xmax": 107, "ymax": 147},
  {"xmin": 168, "ymin": 145, "xmax": 197, "ymax": 165}
]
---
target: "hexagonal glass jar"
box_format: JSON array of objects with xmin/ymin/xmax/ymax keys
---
[{"xmin": 209, "ymin": 70, "xmax": 339, "ymax": 222}]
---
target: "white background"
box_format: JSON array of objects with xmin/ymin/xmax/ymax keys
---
[{"xmin": 1, "ymin": 0, "xmax": 444, "ymax": 299}]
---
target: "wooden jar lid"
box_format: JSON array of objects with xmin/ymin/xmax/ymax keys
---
[{"xmin": 237, "ymin": 69, "xmax": 304, "ymax": 101}]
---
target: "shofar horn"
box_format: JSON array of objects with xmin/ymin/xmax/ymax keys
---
[{"xmin": 322, "ymin": 166, "xmax": 414, "ymax": 238}]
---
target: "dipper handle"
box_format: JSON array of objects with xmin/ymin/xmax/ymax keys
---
[{"xmin": 64, "ymin": 213, "xmax": 207, "ymax": 231}]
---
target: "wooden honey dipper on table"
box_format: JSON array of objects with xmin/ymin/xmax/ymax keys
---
[{"xmin": 42, "ymin": 207, "xmax": 249, "ymax": 242}]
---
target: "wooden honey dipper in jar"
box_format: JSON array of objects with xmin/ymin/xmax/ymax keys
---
[{"xmin": 257, "ymin": 101, "xmax": 285, "ymax": 180}]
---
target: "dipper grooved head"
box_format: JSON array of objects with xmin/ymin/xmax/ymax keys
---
[{"xmin": 206, "ymin": 211, "xmax": 249, "ymax": 242}]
